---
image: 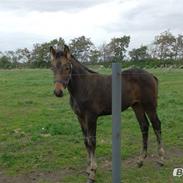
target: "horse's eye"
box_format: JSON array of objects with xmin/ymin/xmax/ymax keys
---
[{"xmin": 65, "ymin": 67, "xmax": 70, "ymax": 71}]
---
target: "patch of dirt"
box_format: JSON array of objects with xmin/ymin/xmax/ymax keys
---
[
  {"xmin": 0, "ymin": 168, "xmax": 73, "ymax": 183},
  {"xmin": 0, "ymin": 147, "xmax": 182, "ymax": 183},
  {"xmin": 166, "ymin": 147, "xmax": 183, "ymax": 159},
  {"xmin": 99, "ymin": 147, "xmax": 183, "ymax": 170}
]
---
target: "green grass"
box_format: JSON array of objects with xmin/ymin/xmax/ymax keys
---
[{"xmin": 0, "ymin": 68, "xmax": 183, "ymax": 183}]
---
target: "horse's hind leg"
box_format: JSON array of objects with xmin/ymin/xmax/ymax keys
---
[
  {"xmin": 146, "ymin": 110, "xmax": 165, "ymax": 166},
  {"xmin": 132, "ymin": 104, "xmax": 149, "ymax": 167}
]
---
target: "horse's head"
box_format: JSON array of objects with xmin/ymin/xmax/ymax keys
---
[{"xmin": 50, "ymin": 45, "xmax": 72, "ymax": 97}]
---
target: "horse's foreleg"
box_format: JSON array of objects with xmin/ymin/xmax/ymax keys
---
[
  {"xmin": 85, "ymin": 140, "xmax": 97, "ymax": 176},
  {"xmin": 87, "ymin": 134, "xmax": 97, "ymax": 182},
  {"xmin": 78, "ymin": 117, "xmax": 91, "ymax": 173},
  {"xmin": 85, "ymin": 115, "xmax": 97, "ymax": 182},
  {"xmin": 85, "ymin": 138, "xmax": 97, "ymax": 176},
  {"xmin": 78, "ymin": 115, "xmax": 97, "ymax": 182}
]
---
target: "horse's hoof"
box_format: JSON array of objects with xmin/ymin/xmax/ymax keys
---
[
  {"xmin": 156, "ymin": 160, "xmax": 164, "ymax": 167},
  {"xmin": 87, "ymin": 179, "xmax": 95, "ymax": 183},
  {"xmin": 137, "ymin": 160, "xmax": 143, "ymax": 168},
  {"xmin": 86, "ymin": 166, "xmax": 90, "ymax": 175}
]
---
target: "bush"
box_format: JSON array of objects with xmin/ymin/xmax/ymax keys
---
[{"xmin": 85, "ymin": 59, "xmax": 183, "ymax": 69}]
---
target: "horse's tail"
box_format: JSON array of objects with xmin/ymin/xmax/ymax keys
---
[
  {"xmin": 153, "ymin": 75, "xmax": 159, "ymax": 85},
  {"xmin": 153, "ymin": 75, "xmax": 159, "ymax": 108}
]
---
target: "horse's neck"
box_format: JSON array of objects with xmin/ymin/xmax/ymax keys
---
[
  {"xmin": 67, "ymin": 58, "xmax": 90, "ymax": 97},
  {"xmin": 70, "ymin": 58, "xmax": 90, "ymax": 77}
]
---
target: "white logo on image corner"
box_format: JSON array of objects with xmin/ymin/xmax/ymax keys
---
[{"xmin": 173, "ymin": 168, "xmax": 183, "ymax": 177}]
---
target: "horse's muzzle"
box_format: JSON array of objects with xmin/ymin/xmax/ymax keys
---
[{"xmin": 54, "ymin": 89, "xmax": 63, "ymax": 97}]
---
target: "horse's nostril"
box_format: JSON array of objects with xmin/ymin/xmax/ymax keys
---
[
  {"xmin": 54, "ymin": 90, "xmax": 63, "ymax": 97},
  {"xmin": 59, "ymin": 90, "xmax": 63, "ymax": 97}
]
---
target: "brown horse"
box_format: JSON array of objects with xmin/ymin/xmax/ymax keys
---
[{"xmin": 50, "ymin": 45, "xmax": 165, "ymax": 183}]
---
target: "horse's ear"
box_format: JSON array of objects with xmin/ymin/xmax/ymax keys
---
[
  {"xmin": 50, "ymin": 46, "xmax": 56, "ymax": 58},
  {"xmin": 64, "ymin": 45, "xmax": 71, "ymax": 60},
  {"xmin": 50, "ymin": 46, "xmax": 56, "ymax": 65}
]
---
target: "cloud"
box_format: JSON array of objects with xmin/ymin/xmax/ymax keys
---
[
  {"xmin": 0, "ymin": 0, "xmax": 182, "ymax": 51},
  {"xmin": 0, "ymin": 0, "xmax": 121, "ymax": 51},
  {"xmin": 0, "ymin": 0, "xmax": 111, "ymax": 12},
  {"xmin": 0, "ymin": 32, "xmax": 46, "ymax": 51},
  {"xmin": 105, "ymin": 0, "xmax": 183, "ymax": 32},
  {"xmin": 101, "ymin": 0, "xmax": 183, "ymax": 48}
]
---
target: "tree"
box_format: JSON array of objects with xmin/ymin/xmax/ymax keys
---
[
  {"xmin": 69, "ymin": 36, "xmax": 94, "ymax": 62},
  {"xmin": 89, "ymin": 49, "xmax": 101, "ymax": 63},
  {"xmin": 5, "ymin": 51, "xmax": 16, "ymax": 62},
  {"xmin": 16, "ymin": 48, "xmax": 31, "ymax": 63},
  {"xmin": 153, "ymin": 30, "xmax": 176, "ymax": 59},
  {"xmin": 107, "ymin": 36, "xmax": 130, "ymax": 61},
  {"xmin": 98, "ymin": 43, "xmax": 111, "ymax": 62},
  {"xmin": 129, "ymin": 46, "xmax": 149, "ymax": 61},
  {"xmin": 4, "ymin": 50, "xmax": 20, "ymax": 68},
  {"xmin": 31, "ymin": 38, "xmax": 65, "ymax": 67},
  {"xmin": 0, "ymin": 55, "xmax": 12, "ymax": 68},
  {"xmin": 174, "ymin": 34, "xmax": 183, "ymax": 59}
]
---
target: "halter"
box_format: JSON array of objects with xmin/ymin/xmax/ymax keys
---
[{"xmin": 54, "ymin": 78, "xmax": 70, "ymax": 85}]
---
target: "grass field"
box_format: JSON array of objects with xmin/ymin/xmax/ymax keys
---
[{"xmin": 0, "ymin": 67, "xmax": 183, "ymax": 183}]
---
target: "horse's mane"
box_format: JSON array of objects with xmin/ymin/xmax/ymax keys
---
[
  {"xmin": 71, "ymin": 55, "xmax": 98, "ymax": 74},
  {"xmin": 54, "ymin": 50, "xmax": 98, "ymax": 74}
]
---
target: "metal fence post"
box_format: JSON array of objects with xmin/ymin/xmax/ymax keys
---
[{"xmin": 112, "ymin": 63, "xmax": 121, "ymax": 183}]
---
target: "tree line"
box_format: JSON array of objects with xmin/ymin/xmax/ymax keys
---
[{"xmin": 0, "ymin": 30, "xmax": 183, "ymax": 69}]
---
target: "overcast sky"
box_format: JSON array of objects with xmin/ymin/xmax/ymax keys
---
[{"xmin": 0, "ymin": 0, "xmax": 182, "ymax": 51}]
